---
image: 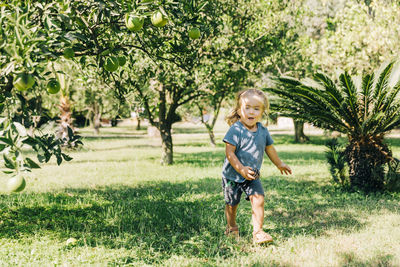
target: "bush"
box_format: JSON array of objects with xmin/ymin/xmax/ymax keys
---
[
  {"xmin": 326, "ymin": 138, "xmax": 400, "ymax": 192},
  {"xmin": 384, "ymin": 158, "xmax": 400, "ymax": 191},
  {"xmin": 325, "ymin": 138, "xmax": 349, "ymax": 186}
]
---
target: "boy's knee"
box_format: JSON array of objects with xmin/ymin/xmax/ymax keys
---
[
  {"xmin": 226, "ymin": 203, "xmax": 238, "ymax": 211},
  {"xmin": 250, "ymin": 194, "xmax": 264, "ymax": 204}
]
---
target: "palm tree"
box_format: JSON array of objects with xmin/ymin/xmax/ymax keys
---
[{"xmin": 265, "ymin": 61, "xmax": 400, "ymax": 191}]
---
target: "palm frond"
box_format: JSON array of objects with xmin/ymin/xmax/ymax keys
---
[
  {"xmin": 372, "ymin": 62, "xmax": 393, "ymax": 107},
  {"xmin": 363, "ymin": 112, "xmax": 386, "ymax": 135},
  {"xmin": 339, "ymin": 72, "xmax": 360, "ymax": 128},
  {"xmin": 266, "ymin": 77, "xmax": 351, "ymax": 133},
  {"xmin": 268, "ymin": 61, "xmax": 400, "ymax": 139},
  {"xmin": 360, "ymin": 73, "xmax": 374, "ymax": 120},
  {"xmin": 275, "ymin": 76, "xmax": 302, "ymax": 88},
  {"xmin": 381, "ymin": 103, "xmax": 400, "ymax": 132},
  {"xmin": 272, "ymin": 99, "xmax": 349, "ymax": 132},
  {"xmin": 314, "ymin": 73, "xmax": 344, "ymax": 108},
  {"xmin": 374, "ymin": 62, "xmax": 394, "ymax": 91},
  {"xmin": 380, "ymin": 83, "xmax": 400, "ymax": 115},
  {"xmin": 388, "ymin": 61, "xmax": 400, "ymax": 88}
]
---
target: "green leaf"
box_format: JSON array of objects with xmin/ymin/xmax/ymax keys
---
[
  {"xmin": 25, "ymin": 157, "xmax": 41, "ymax": 169},
  {"xmin": 37, "ymin": 154, "xmax": 46, "ymax": 163},
  {"xmin": 3, "ymin": 154, "xmax": 16, "ymax": 169},
  {"xmin": 0, "ymin": 137, "xmax": 13, "ymax": 146},
  {"xmin": 67, "ymin": 126, "xmax": 74, "ymax": 138},
  {"xmin": 61, "ymin": 153, "xmax": 73, "ymax": 161},
  {"xmin": 22, "ymin": 136, "xmax": 38, "ymax": 147},
  {"xmin": 56, "ymin": 155, "xmax": 62, "ymax": 165}
]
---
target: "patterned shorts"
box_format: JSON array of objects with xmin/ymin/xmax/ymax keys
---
[{"xmin": 222, "ymin": 177, "xmax": 265, "ymax": 206}]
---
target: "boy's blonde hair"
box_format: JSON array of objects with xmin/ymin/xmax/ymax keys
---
[{"xmin": 225, "ymin": 89, "xmax": 270, "ymax": 126}]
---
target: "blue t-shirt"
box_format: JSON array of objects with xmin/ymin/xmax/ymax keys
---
[{"xmin": 222, "ymin": 121, "xmax": 274, "ymax": 183}]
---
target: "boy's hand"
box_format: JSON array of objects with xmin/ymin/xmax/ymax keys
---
[
  {"xmin": 241, "ymin": 166, "xmax": 257, "ymax": 180},
  {"xmin": 277, "ymin": 163, "xmax": 292, "ymax": 175}
]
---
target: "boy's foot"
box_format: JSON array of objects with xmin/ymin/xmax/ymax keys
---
[
  {"xmin": 225, "ymin": 226, "xmax": 239, "ymax": 238},
  {"xmin": 253, "ymin": 230, "xmax": 273, "ymax": 244}
]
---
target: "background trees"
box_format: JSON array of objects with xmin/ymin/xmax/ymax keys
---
[
  {"xmin": 259, "ymin": 0, "xmax": 400, "ymax": 143},
  {"xmin": 302, "ymin": 0, "xmax": 400, "ymax": 75},
  {"xmin": 0, "ymin": 0, "xmax": 222, "ymax": 183}
]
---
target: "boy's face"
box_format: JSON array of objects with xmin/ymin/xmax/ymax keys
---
[{"xmin": 238, "ymin": 95, "xmax": 264, "ymax": 130}]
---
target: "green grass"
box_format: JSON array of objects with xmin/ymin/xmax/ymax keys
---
[{"xmin": 1, "ymin": 123, "xmax": 400, "ymax": 266}]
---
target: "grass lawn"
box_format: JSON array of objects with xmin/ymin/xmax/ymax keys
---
[{"xmin": 1, "ymin": 121, "xmax": 400, "ymax": 266}]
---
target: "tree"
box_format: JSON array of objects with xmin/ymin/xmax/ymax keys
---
[
  {"xmin": 190, "ymin": 36, "xmax": 249, "ymax": 147},
  {"xmin": 0, "ymin": 1, "xmax": 78, "ymax": 178},
  {"xmin": 72, "ymin": 60, "xmax": 129, "ymax": 134},
  {"xmin": 0, "ymin": 0, "xmax": 222, "ymax": 182},
  {"xmin": 266, "ymin": 61, "xmax": 400, "ymax": 191},
  {"xmin": 260, "ymin": 0, "xmax": 400, "ymax": 143},
  {"xmin": 183, "ymin": 0, "xmax": 309, "ymax": 146},
  {"xmin": 101, "ymin": 0, "xmax": 223, "ymax": 165},
  {"xmin": 120, "ymin": 56, "xmax": 205, "ymax": 165}
]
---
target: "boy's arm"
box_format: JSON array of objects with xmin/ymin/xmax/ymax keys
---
[
  {"xmin": 225, "ymin": 143, "xmax": 256, "ymax": 180},
  {"xmin": 265, "ymin": 145, "xmax": 292, "ymax": 175}
]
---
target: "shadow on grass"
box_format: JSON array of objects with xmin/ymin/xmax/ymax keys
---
[
  {"xmin": 339, "ymin": 251, "xmax": 395, "ymax": 267},
  {"xmin": 174, "ymin": 150, "xmax": 225, "ymax": 167},
  {"xmin": 172, "ymin": 127, "xmax": 208, "ymax": 134},
  {"xmin": 277, "ymin": 150, "xmax": 326, "ymax": 163},
  {"xmin": 82, "ymin": 144, "xmax": 161, "ymax": 153},
  {"xmin": 82, "ymin": 135, "xmax": 144, "ymax": 140},
  {"xmin": 1, "ymin": 177, "xmax": 399, "ymax": 265},
  {"xmin": 271, "ymin": 133, "xmax": 400, "ymax": 148},
  {"xmin": 271, "ymin": 134, "xmax": 335, "ymax": 146},
  {"xmin": 173, "ymin": 149, "xmax": 326, "ymax": 167},
  {"xmin": 386, "ymin": 136, "xmax": 400, "ymax": 148}
]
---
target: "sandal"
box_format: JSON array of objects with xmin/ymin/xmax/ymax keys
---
[
  {"xmin": 253, "ymin": 230, "xmax": 273, "ymax": 244},
  {"xmin": 225, "ymin": 226, "xmax": 239, "ymax": 238}
]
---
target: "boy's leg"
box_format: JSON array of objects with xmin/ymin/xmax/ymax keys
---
[
  {"xmin": 225, "ymin": 203, "xmax": 238, "ymax": 229},
  {"xmin": 249, "ymin": 194, "xmax": 273, "ymax": 244},
  {"xmin": 249, "ymin": 194, "xmax": 264, "ymax": 232},
  {"xmin": 222, "ymin": 177, "xmax": 241, "ymax": 236}
]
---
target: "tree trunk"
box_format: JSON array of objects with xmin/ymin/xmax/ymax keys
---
[
  {"xmin": 196, "ymin": 102, "xmax": 221, "ymax": 147},
  {"xmin": 345, "ymin": 136, "xmax": 391, "ymax": 191},
  {"xmin": 206, "ymin": 125, "xmax": 216, "ymax": 147},
  {"xmin": 159, "ymin": 123, "xmax": 173, "ymax": 165},
  {"xmin": 93, "ymin": 103, "xmax": 101, "ymax": 135},
  {"xmin": 136, "ymin": 118, "xmax": 141, "ymax": 130},
  {"xmin": 93, "ymin": 114, "xmax": 101, "ymax": 135},
  {"xmin": 58, "ymin": 95, "xmax": 74, "ymax": 143},
  {"xmin": 294, "ymin": 120, "xmax": 309, "ymax": 143},
  {"xmin": 208, "ymin": 130, "xmax": 216, "ymax": 147}
]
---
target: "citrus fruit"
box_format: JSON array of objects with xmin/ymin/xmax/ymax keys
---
[
  {"xmin": 118, "ymin": 56, "xmax": 127, "ymax": 67},
  {"xmin": 151, "ymin": 11, "xmax": 168, "ymax": 27},
  {"xmin": 13, "ymin": 73, "xmax": 35, "ymax": 91},
  {"xmin": 47, "ymin": 78, "xmax": 61, "ymax": 94},
  {"xmin": 104, "ymin": 56, "xmax": 119, "ymax": 72},
  {"xmin": 63, "ymin": 47, "xmax": 75, "ymax": 59},
  {"xmin": 7, "ymin": 175, "xmax": 26, "ymax": 193},
  {"xmin": 189, "ymin": 27, "xmax": 201, "ymax": 39},
  {"xmin": 125, "ymin": 14, "xmax": 144, "ymax": 31}
]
